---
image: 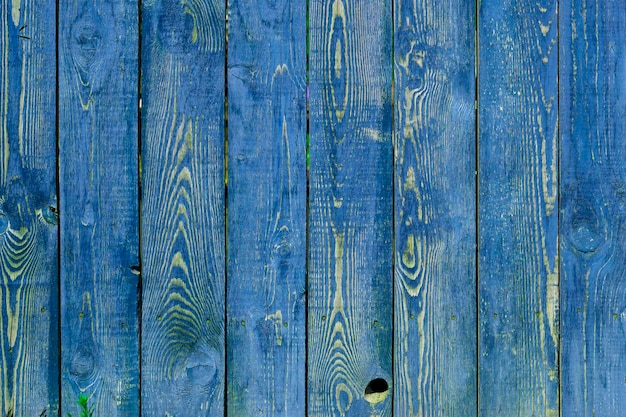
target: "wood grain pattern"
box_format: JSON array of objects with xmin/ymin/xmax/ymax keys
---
[
  {"xmin": 59, "ymin": 0, "xmax": 140, "ymax": 415},
  {"xmin": 478, "ymin": 1, "xmax": 559, "ymax": 415},
  {"xmin": 0, "ymin": 0, "xmax": 59, "ymax": 416},
  {"xmin": 560, "ymin": 1, "xmax": 626, "ymax": 415},
  {"xmin": 308, "ymin": 1, "xmax": 393, "ymax": 415},
  {"xmin": 140, "ymin": 0, "xmax": 225, "ymax": 415},
  {"xmin": 393, "ymin": 1, "xmax": 477, "ymax": 415},
  {"xmin": 226, "ymin": 0, "xmax": 306, "ymax": 415}
]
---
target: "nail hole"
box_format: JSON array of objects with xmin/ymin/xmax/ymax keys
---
[{"xmin": 364, "ymin": 378, "xmax": 389, "ymax": 404}]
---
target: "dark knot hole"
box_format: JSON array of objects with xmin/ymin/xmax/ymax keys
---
[{"xmin": 365, "ymin": 378, "xmax": 388, "ymax": 395}]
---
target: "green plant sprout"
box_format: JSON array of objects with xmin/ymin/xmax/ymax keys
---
[{"xmin": 67, "ymin": 393, "xmax": 94, "ymax": 417}]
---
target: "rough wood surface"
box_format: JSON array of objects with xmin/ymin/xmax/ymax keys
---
[
  {"xmin": 308, "ymin": 0, "xmax": 393, "ymax": 415},
  {"xmin": 226, "ymin": 0, "xmax": 307, "ymax": 415},
  {"xmin": 393, "ymin": 1, "xmax": 477, "ymax": 415},
  {"xmin": 0, "ymin": 0, "xmax": 59, "ymax": 416},
  {"xmin": 59, "ymin": 0, "xmax": 139, "ymax": 416},
  {"xmin": 560, "ymin": 1, "xmax": 626, "ymax": 415},
  {"xmin": 140, "ymin": 0, "xmax": 226, "ymax": 415},
  {"xmin": 478, "ymin": 1, "xmax": 559, "ymax": 415},
  {"xmin": 59, "ymin": 0, "xmax": 140, "ymax": 415}
]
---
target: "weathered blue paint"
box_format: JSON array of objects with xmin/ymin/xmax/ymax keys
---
[
  {"xmin": 140, "ymin": 0, "xmax": 226, "ymax": 415},
  {"xmin": 560, "ymin": 1, "xmax": 626, "ymax": 415},
  {"xmin": 478, "ymin": 1, "xmax": 559, "ymax": 415},
  {"xmin": 307, "ymin": 1, "xmax": 393, "ymax": 416},
  {"xmin": 0, "ymin": 1, "xmax": 59, "ymax": 416},
  {"xmin": 226, "ymin": 0, "xmax": 307, "ymax": 415},
  {"xmin": 5, "ymin": 3, "xmax": 626, "ymax": 416},
  {"xmin": 59, "ymin": 0, "xmax": 140, "ymax": 415},
  {"xmin": 393, "ymin": 0, "xmax": 477, "ymax": 415}
]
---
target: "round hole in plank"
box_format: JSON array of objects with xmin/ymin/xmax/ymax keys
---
[{"xmin": 364, "ymin": 378, "xmax": 389, "ymax": 404}]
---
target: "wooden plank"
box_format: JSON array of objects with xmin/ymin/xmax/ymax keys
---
[
  {"xmin": 560, "ymin": 1, "xmax": 626, "ymax": 415},
  {"xmin": 393, "ymin": 1, "xmax": 477, "ymax": 415},
  {"xmin": 58, "ymin": 0, "xmax": 140, "ymax": 415},
  {"xmin": 0, "ymin": 0, "xmax": 59, "ymax": 415},
  {"xmin": 308, "ymin": 0, "xmax": 393, "ymax": 415},
  {"xmin": 226, "ymin": 0, "xmax": 306, "ymax": 415},
  {"xmin": 140, "ymin": 0, "xmax": 225, "ymax": 414},
  {"xmin": 478, "ymin": 1, "xmax": 559, "ymax": 415}
]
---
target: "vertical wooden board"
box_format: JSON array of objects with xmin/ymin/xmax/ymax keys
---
[
  {"xmin": 59, "ymin": 0, "xmax": 140, "ymax": 414},
  {"xmin": 0, "ymin": 0, "xmax": 59, "ymax": 415},
  {"xmin": 226, "ymin": 0, "xmax": 306, "ymax": 415},
  {"xmin": 308, "ymin": 0, "xmax": 393, "ymax": 416},
  {"xmin": 393, "ymin": 1, "xmax": 476, "ymax": 416},
  {"xmin": 478, "ymin": 1, "xmax": 559, "ymax": 416},
  {"xmin": 560, "ymin": 1, "xmax": 626, "ymax": 415},
  {"xmin": 140, "ymin": 0, "xmax": 225, "ymax": 415}
]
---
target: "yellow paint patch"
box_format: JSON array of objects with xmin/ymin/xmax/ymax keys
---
[
  {"xmin": 332, "ymin": 230, "xmax": 344, "ymax": 312},
  {"xmin": 13, "ymin": 226, "xmax": 28, "ymax": 239},
  {"xmin": 363, "ymin": 128, "xmax": 383, "ymax": 142},
  {"xmin": 404, "ymin": 167, "xmax": 423, "ymax": 221},
  {"xmin": 265, "ymin": 310, "xmax": 284, "ymax": 346},
  {"xmin": 271, "ymin": 64, "xmax": 289, "ymax": 85},
  {"xmin": 541, "ymin": 130, "xmax": 557, "ymax": 216},
  {"xmin": 176, "ymin": 118, "xmax": 193, "ymax": 164},
  {"xmin": 402, "ymin": 234, "xmax": 416, "ymax": 269},
  {"xmin": 546, "ymin": 271, "xmax": 559, "ymax": 348},
  {"xmin": 540, "ymin": 22, "xmax": 551, "ymax": 36},
  {"xmin": 334, "ymin": 39, "xmax": 342, "ymax": 79},
  {"xmin": 12, "ymin": 0, "xmax": 21, "ymax": 26},
  {"xmin": 8, "ymin": 305, "xmax": 18, "ymax": 347},
  {"xmin": 171, "ymin": 252, "xmax": 189, "ymax": 276},
  {"xmin": 364, "ymin": 389, "xmax": 388, "ymax": 405}
]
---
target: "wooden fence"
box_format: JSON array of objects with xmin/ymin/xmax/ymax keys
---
[{"xmin": 1, "ymin": 0, "xmax": 624, "ymax": 415}]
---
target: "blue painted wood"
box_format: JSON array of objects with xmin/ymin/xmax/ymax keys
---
[
  {"xmin": 59, "ymin": 0, "xmax": 140, "ymax": 415},
  {"xmin": 140, "ymin": 0, "xmax": 225, "ymax": 415},
  {"xmin": 478, "ymin": 1, "xmax": 559, "ymax": 416},
  {"xmin": 560, "ymin": 1, "xmax": 626, "ymax": 415},
  {"xmin": 226, "ymin": 0, "xmax": 307, "ymax": 415},
  {"xmin": 308, "ymin": 0, "xmax": 393, "ymax": 415},
  {"xmin": 0, "ymin": 0, "xmax": 59, "ymax": 416},
  {"xmin": 393, "ymin": 1, "xmax": 477, "ymax": 415}
]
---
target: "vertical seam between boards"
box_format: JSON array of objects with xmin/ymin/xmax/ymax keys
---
[
  {"xmin": 223, "ymin": 0, "xmax": 229, "ymax": 415},
  {"xmin": 475, "ymin": 0, "xmax": 480, "ymax": 415},
  {"xmin": 390, "ymin": 0, "xmax": 395, "ymax": 413},
  {"xmin": 304, "ymin": 0, "xmax": 310, "ymax": 414},
  {"xmin": 137, "ymin": 0, "xmax": 143, "ymax": 413},
  {"xmin": 556, "ymin": 1, "xmax": 562, "ymax": 416},
  {"xmin": 56, "ymin": 0, "xmax": 62, "ymax": 412}
]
